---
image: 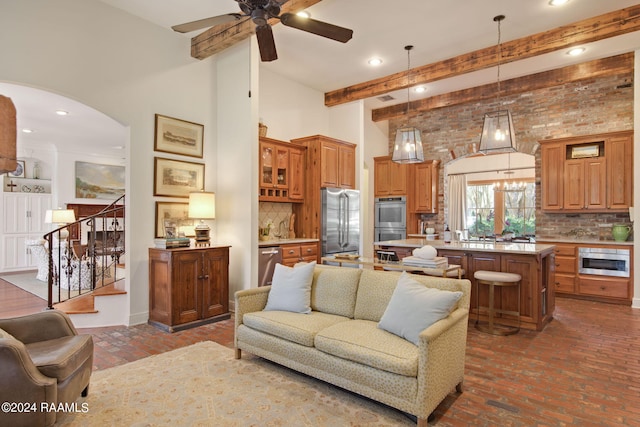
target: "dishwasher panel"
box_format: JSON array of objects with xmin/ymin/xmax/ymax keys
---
[{"xmin": 258, "ymin": 246, "xmax": 282, "ymax": 287}]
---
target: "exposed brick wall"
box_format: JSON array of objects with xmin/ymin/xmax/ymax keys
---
[{"xmin": 388, "ymin": 71, "xmax": 634, "ymax": 239}]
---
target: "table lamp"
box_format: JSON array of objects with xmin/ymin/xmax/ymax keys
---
[
  {"xmin": 188, "ymin": 191, "xmax": 215, "ymax": 246},
  {"xmin": 45, "ymin": 208, "xmax": 76, "ymax": 240}
]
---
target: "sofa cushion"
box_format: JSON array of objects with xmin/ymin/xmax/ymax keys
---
[
  {"xmin": 243, "ymin": 310, "xmax": 350, "ymax": 347},
  {"xmin": 25, "ymin": 334, "xmax": 93, "ymax": 381},
  {"xmin": 315, "ymin": 319, "xmax": 418, "ymax": 377},
  {"xmin": 378, "ymin": 272, "xmax": 463, "ymax": 346},
  {"xmin": 311, "ymin": 266, "xmax": 362, "ymax": 318},
  {"xmin": 264, "ymin": 261, "xmax": 316, "ymax": 313},
  {"xmin": 353, "ymin": 269, "xmax": 400, "ymax": 322}
]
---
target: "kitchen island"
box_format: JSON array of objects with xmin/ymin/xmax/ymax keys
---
[{"xmin": 375, "ymin": 239, "xmax": 556, "ymax": 331}]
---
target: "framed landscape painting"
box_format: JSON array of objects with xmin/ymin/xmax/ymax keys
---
[
  {"xmin": 155, "ymin": 201, "xmax": 195, "ymax": 238},
  {"xmin": 75, "ymin": 161, "xmax": 125, "ymax": 200},
  {"xmin": 154, "ymin": 157, "xmax": 204, "ymax": 198},
  {"xmin": 154, "ymin": 114, "xmax": 204, "ymax": 158}
]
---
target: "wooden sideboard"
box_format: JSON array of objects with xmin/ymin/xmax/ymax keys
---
[{"xmin": 148, "ymin": 245, "xmax": 230, "ymax": 332}]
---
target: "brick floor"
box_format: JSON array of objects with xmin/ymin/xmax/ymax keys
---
[{"xmin": 79, "ymin": 297, "xmax": 640, "ymax": 426}]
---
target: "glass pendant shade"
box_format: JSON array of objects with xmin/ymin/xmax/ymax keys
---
[
  {"xmin": 392, "ymin": 126, "xmax": 424, "ymax": 163},
  {"xmin": 479, "ymin": 110, "xmax": 517, "ymax": 153}
]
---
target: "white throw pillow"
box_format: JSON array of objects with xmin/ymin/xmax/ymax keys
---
[
  {"xmin": 378, "ymin": 272, "xmax": 463, "ymax": 345},
  {"xmin": 263, "ymin": 261, "xmax": 316, "ymax": 314}
]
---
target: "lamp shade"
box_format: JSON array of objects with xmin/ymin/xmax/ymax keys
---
[
  {"xmin": 45, "ymin": 208, "xmax": 76, "ymax": 224},
  {"xmin": 188, "ymin": 192, "xmax": 216, "ymax": 219},
  {"xmin": 479, "ymin": 110, "xmax": 517, "ymax": 154},
  {"xmin": 392, "ymin": 126, "xmax": 425, "ymax": 163}
]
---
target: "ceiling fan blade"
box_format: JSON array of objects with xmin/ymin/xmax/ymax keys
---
[
  {"xmin": 279, "ymin": 13, "xmax": 353, "ymax": 43},
  {"xmin": 172, "ymin": 14, "xmax": 244, "ymax": 33},
  {"xmin": 256, "ymin": 25, "xmax": 278, "ymax": 62}
]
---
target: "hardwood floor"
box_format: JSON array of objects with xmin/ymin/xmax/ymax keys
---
[{"xmin": 0, "ymin": 277, "xmax": 48, "ymax": 317}]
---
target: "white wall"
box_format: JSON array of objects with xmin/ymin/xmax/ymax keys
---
[
  {"xmin": 216, "ymin": 39, "xmax": 259, "ymax": 297},
  {"xmin": 259, "ymin": 68, "xmax": 330, "ymax": 140},
  {"xmin": 0, "ymin": 0, "xmax": 219, "ymax": 325}
]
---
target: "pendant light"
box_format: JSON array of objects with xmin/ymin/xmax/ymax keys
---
[
  {"xmin": 392, "ymin": 45, "xmax": 424, "ymax": 164},
  {"xmin": 479, "ymin": 15, "xmax": 517, "ymax": 154}
]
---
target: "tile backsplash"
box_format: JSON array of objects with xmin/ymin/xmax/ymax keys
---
[{"xmin": 259, "ymin": 202, "xmax": 293, "ymax": 239}]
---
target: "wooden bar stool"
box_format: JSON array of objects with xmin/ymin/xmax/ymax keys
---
[{"xmin": 474, "ymin": 270, "xmax": 521, "ymax": 336}]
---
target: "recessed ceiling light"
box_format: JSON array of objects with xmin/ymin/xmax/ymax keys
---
[
  {"xmin": 112, "ymin": 145, "xmax": 125, "ymax": 150},
  {"xmin": 414, "ymin": 86, "xmax": 427, "ymax": 93},
  {"xmin": 296, "ymin": 11, "xmax": 310, "ymax": 18},
  {"xmin": 548, "ymin": 0, "xmax": 569, "ymax": 6},
  {"xmin": 367, "ymin": 57, "xmax": 383, "ymax": 66},
  {"xmin": 22, "ymin": 128, "xmax": 33, "ymax": 133},
  {"xmin": 55, "ymin": 110, "xmax": 69, "ymax": 116},
  {"xmin": 567, "ymin": 47, "xmax": 585, "ymax": 56}
]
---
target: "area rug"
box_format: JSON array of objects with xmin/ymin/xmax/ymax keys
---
[
  {"xmin": 56, "ymin": 341, "xmax": 414, "ymax": 426},
  {"xmin": 0, "ymin": 271, "xmax": 60, "ymax": 302}
]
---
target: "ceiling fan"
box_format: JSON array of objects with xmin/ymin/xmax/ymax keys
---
[{"xmin": 172, "ymin": 0, "xmax": 353, "ymax": 62}]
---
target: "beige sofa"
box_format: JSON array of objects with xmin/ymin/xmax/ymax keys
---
[{"xmin": 235, "ymin": 265, "xmax": 471, "ymax": 426}]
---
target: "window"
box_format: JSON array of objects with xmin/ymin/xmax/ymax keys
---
[{"xmin": 466, "ymin": 180, "xmax": 535, "ymax": 238}]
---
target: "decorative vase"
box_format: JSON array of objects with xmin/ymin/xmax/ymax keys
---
[
  {"xmin": 612, "ymin": 224, "xmax": 631, "ymax": 242},
  {"xmin": 32, "ymin": 161, "xmax": 40, "ymax": 179}
]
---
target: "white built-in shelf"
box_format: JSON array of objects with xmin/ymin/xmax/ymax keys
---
[{"xmin": 2, "ymin": 176, "xmax": 52, "ymax": 194}]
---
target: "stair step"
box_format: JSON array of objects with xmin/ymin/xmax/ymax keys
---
[{"xmin": 53, "ymin": 282, "xmax": 126, "ymax": 315}]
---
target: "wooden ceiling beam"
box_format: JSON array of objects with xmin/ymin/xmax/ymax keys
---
[
  {"xmin": 191, "ymin": 0, "xmax": 323, "ymax": 60},
  {"xmin": 326, "ymin": 6, "xmax": 640, "ymax": 107},
  {"xmin": 371, "ymin": 53, "xmax": 634, "ymax": 122}
]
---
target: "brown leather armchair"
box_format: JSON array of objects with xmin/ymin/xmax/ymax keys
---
[{"xmin": 0, "ymin": 310, "xmax": 93, "ymax": 427}]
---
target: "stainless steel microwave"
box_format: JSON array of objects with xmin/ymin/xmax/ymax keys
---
[{"xmin": 578, "ymin": 247, "xmax": 630, "ymax": 278}]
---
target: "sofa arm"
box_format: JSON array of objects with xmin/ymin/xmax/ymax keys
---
[
  {"xmin": 0, "ymin": 310, "xmax": 77, "ymax": 345},
  {"xmin": 0, "ymin": 338, "xmax": 57, "ymax": 426},
  {"xmin": 234, "ymin": 287, "xmax": 270, "ymax": 325},
  {"xmin": 414, "ymin": 307, "xmax": 470, "ymax": 418}
]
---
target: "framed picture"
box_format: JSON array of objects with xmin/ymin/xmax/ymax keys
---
[
  {"xmin": 154, "ymin": 157, "xmax": 204, "ymax": 198},
  {"xmin": 154, "ymin": 114, "xmax": 204, "ymax": 158},
  {"xmin": 155, "ymin": 201, "xmax": 195, "ymax": 238},
  {"xmin": 75, "ymin": 161, "xmax": 125, "ymax": 200},
  {"xmin": 7, "ymin": 160, "xmax": 25, "ymax": 178}
]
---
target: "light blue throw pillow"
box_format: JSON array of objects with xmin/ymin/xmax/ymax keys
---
[
  {"xmin": 378, "ymin": 272, "xmax": 462, "ymax": 345},
  {"xmin": 264, "ymin": 261, "xmax": 316, "ymax": 314}
]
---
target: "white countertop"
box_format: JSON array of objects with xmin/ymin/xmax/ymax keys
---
[
  {"xmin": 375, "ymin": 238, "xmax": 556, "ymax": 255},
  {"xmin": 258, "ymin": 238, "xmax": 319, "ymax": 247}
]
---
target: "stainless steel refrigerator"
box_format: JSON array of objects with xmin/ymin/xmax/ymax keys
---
[{"xmin": 321, "ymin": 187, "xmax": 360, "ymax": 256}]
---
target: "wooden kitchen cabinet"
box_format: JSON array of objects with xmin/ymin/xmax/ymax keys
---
[
  {"xmin": 541, "ymin": 142, "xmax": 564, "ymax": 211},
  {"xmin": 291, "ymin": 135, "xmax": 356, "ymax": 240},
  {"xmin": 148, "ymin": 245, "xmax": 230, "ymax": 332},
  {"xmin": 540, "ymin": 131, "xmax": 633, "ymax": 212},
  {"xmin": 291, "ymin": 135, "xmax": 356, "ymax": 189},
  {"xmin": 410, "ymin": 160, "xmax": 439, "ymax": 213},
  {"xmin": 374, "ymin": 156, "xmax": 407, "ymax": 196},
  {"xmin": 537, "ymin": 240, "xmax": 632, "ymax": 304},
  {"xmin": 280, "ymin": 242, "xmax": 319, "ymax": 266},
  {"xmin": 259, "ymin": 137, "xmax": 305, "ymax": 203},
  {"xmin": 551, "ymin": 244, "xmax": 577, "ymax": 294}
]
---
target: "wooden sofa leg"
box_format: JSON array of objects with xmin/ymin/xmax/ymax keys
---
[
  {"xmin": 234, "ymin": 348, "xmax": 241, "ymax": 359},
  {"xmin": 81, "ymin": 385, "xmax": 89, "ymax": 397},
  {"xmin": 456, "ymin": 381, "xmax": 463, "ymax": 393},
  {"xmin": 417, "ymin": 416, "xmax": 428, "ymax": 427}
]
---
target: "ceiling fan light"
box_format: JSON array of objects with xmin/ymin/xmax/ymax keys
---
[{"xmin": 296, "ymin": 11, "xmax": 310, "ymax": 19}]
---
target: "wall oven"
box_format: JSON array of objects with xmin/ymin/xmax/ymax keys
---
[
  {"xmin": 374, "ymin": 196, "xmax": 406, "ymax": 229},
  {"xmin": 374, "ymin": 227, "xmax": 406, "ymax": 242},
  {"xmin": 578, "ymin": 247, "xmax": 630, "ymax": 278}
]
